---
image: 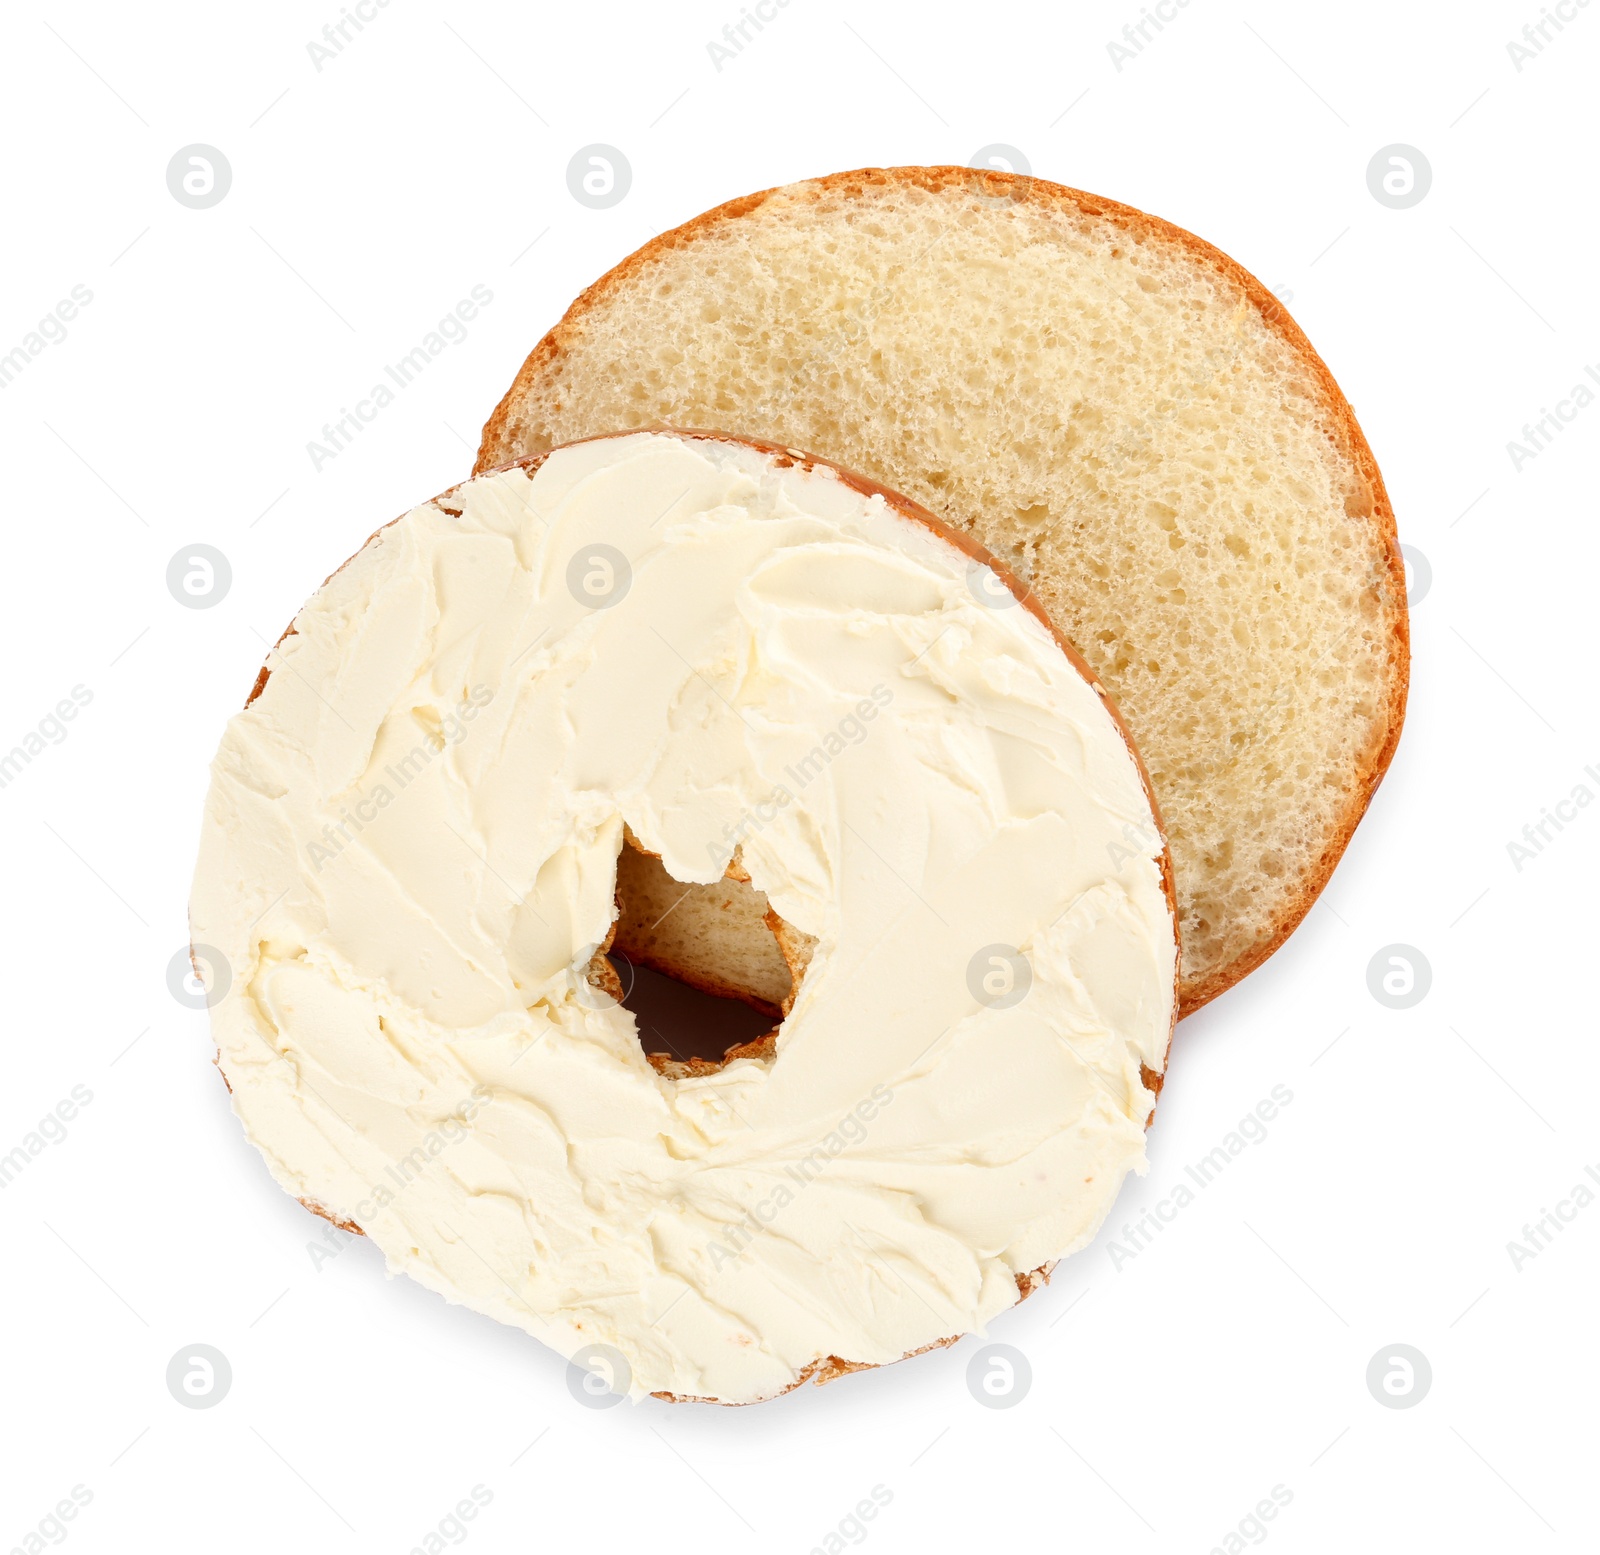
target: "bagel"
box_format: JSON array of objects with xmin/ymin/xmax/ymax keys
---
[
  {"xmin": 191, "ymin": 429, "xmax": 1178, "ymax": 1404},
  {"xmin": 476, "ymin": 167, "xmax": 1410, "ymax": 1014}
]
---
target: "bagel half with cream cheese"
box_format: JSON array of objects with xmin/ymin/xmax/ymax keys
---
[{"xmin": 191, "ymin": 429, "xmax": 1178, "ymax": 1404}]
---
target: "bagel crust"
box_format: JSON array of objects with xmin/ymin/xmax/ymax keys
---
[
  {"xmin": 476, "ymin": 167, "xmax": 1409, "ymax": 1015},
  {"xmin": 196, "ymin": 430, "xmax": 1178, "ymax": 1403}
]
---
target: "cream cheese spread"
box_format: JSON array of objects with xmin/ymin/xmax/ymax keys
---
[{"xmin": 191, "ymin": 431, "xmax": 1177, "ymax": 1402}]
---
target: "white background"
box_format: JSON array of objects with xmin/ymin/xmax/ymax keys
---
[{"xmin": 2, "ymin": 0, "xmax": 1596, "ymax": 1550}]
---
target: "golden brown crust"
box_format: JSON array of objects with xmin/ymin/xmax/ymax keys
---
[
  {"xmin": 241, "ymin": 427, "xmax": 1180, "ymax": 1399},
  {"xmin": 475, "ymin": 165, "xmax": 1410, "ymax": 1021},
  {"xmin": 645, "ymin": 1028, "xmax": 777, "ymax": 1080},
  {"xmin": 301, "ymin": 1197, "xmax": 363, "ymax": 1235},
  {"xmin": 765, "ymin": 909, "xmax": 815, "ymax": 1018},
  {"xmin": 586, "ymin": 952, "xmax": 625, "ymax": 1006}
]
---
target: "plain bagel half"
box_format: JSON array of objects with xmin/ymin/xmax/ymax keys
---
[{"xmin": 477, "ymin": 166, "xmax": 1410, "ymax": 1015}]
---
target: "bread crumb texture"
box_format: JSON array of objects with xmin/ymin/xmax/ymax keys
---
[
  {"xmin": 481, "ymin": 169, "xmax": 1407, "ymax": 1009},
  {"xmin": 613, "ymin": 841, "xmax": 794, "ymax": 1016}
]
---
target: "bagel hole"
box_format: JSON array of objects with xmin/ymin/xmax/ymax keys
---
[
  {"xmin": 606, "ymin": 956, "xmax": 776, "ymax": 1069},
  {"xmin": 609, "ymin": 838, "xmax": 813, "ymax": 1075}
]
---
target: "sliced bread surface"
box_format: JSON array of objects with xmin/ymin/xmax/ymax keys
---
[
  {"xmin": 612, "ymin": 837, "xmax": 795, "ymax": 1017},
  {"xmin": 476, "ymin": 167, "xmax": 1409, "ymax": 1014}
]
